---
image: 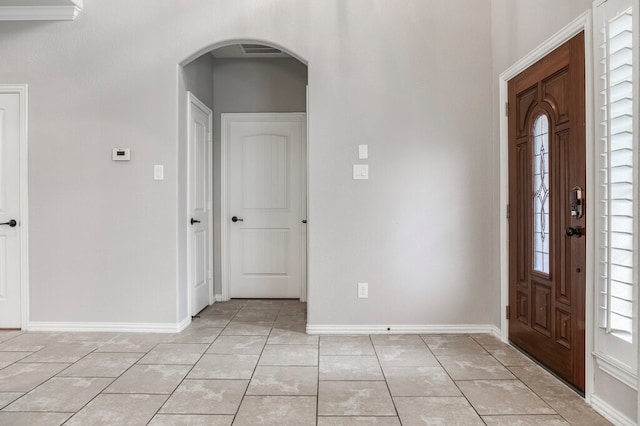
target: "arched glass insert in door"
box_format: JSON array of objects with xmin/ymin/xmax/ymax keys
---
[{"xmin": 533, "ymin": 114, "xmax": 550, "ymax": 274}]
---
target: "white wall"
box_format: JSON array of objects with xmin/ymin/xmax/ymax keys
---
[
  {"xmin": 211, "ymin": 57, "xmax": 307, "ymax": 298},
  {"xmin": 0, "ymin": 0, "xmax": 495, "ymax": 328}
]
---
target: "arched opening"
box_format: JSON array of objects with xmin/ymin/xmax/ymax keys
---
[{"xmin": 178, "ymin": 41, "xmax": 309, "ymax": 328}]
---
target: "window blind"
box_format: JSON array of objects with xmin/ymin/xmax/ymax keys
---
[{"xmin": 598, "ymin": 5, "xmax": 636, "ymax": 343}]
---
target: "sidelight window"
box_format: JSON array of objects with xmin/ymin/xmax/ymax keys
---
[{"xmin": 595, "ymin": 0, "xmax": 637, "ymax": 369}]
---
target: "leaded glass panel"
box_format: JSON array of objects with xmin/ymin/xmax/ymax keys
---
[{"xmin": 533, "ymin": 114, "xmax": 550, "ymax": 274}]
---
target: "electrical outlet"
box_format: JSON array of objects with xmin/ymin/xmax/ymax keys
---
[{"xmin": 358, "ymin": 282, "xmax": 368, "ymax": 298}]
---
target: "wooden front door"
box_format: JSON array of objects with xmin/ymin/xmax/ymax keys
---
[{"xmin": 508, "ymin": 32, "xmax": 586, "ymax": 392}]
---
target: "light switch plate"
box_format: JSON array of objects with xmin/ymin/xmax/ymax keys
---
[
  {"xmin": 353, "ymin": 164, "xmax": 369, "ymax": 180},
  {"xmin": 154, "ymin": 165, "xmax": 164, "ymax": 180},
  {"xmin": 358, "ymin": 282, "xmax": 368, "ymax": 298},
  {"xmin": 358, "ymin": 144, "xmax": 369, "ymax": 159}
]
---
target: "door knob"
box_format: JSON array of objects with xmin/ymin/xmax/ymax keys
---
[
  {"xmin": 0, "ymin": 219, "xmax": 16, "ymax": 227},
  {"xmin": 231, "ymin": 216, "xmax": 244, "ymax": 223},
  {"xmin": 565, "ymin": 226, "xmax": 583, "ymax": 237},
  {"xmin": 302, "ymin": 220, "xmax": 307, "ymax": 224},
  {"xmin": 190, "ymin": 218, "xmax": 200, "ymax": 225}
]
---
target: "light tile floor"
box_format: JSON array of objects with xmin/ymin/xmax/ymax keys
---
[{"xmin": 0, "ymin": 300, "xmax": 611, "ymax": 425}]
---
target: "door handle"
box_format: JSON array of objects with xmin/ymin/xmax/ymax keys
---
[
  {"xmin": 231, "ymin": 216, "xmax": 244, "ymax": 223},
  {"xmin": 302, "ymin": 220, "xmax": 307, "ymax": 224},
  {"xmin": 0, "ymin": 219, "xmax": 16, "ymax": 227},
  {"xmin": 190, "ymin": 218, "xmax": 201, "ymax": 225},
  {"xmin": 565, "ymin": 226, "xmax": 583, "ymax": 238}
]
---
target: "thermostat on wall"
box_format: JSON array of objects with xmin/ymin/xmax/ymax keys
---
[{"xmin": 112, "ymin": 148, "xmax": 131, "ymax": 161}]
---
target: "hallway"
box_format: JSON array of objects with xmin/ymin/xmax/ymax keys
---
[{"xmin": 0, "ymin": 300, "xmax": 609, "ymax": 424}]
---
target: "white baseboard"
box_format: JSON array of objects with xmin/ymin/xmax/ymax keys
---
[
  {"xmin": 306, "ymin": 324, "xmax": 497, "ymax": 335},
  {"xmin": 214, "ymin": 294, "xmax": 224, "ymax": 302},
  {"xmin": 590, "ymin": 394, "xmax": 636, "ymax": 426},
  {"xmin": 27, "ymin": 320, "xmax": 187, "ymax": 333},
  {"xmin": 491, "ymin": 325, "xmax": 502, "ymax": 339}
]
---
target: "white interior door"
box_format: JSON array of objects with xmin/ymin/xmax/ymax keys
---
[
  {"xmin": 224, "ymin": 113, "xmax": 306, "ymax": 299},
  {"xmin": 188, "ymin": 93, "xmax": 212, "ymax": 315},
  {"xmin": 0, "ymin": 92, "xmax": 22, "ymax": 328}
]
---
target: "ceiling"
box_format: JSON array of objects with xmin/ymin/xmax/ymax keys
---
[{"xmin": 0, "ymin": 0, "xmax": 82, "ymax": 20}]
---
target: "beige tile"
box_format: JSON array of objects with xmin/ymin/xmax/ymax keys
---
[
  {"xmin": 104, "ymin": 364, "xmax": 190, "ymax": 394},
  {"xmin": 471, "ymin": 333, "xmax": 503, "ymax": 346},
  {"xmin": 508, "ymin": 365, "xmax": 568, "ymax": 391},
  {"xmin": 95, "ymin": 333, "xmax": 168, "ymax": 353},
  {"xmin": 370, "ymin": 334, "xmax": 425, "ymax": 346},
  {"xmin": 148, "ymin": 414, "xmax": 234, "ymax": 425},
  {"xmin": 5, "ymin": 377, "xmax": 111, "ymax": 412},
  {"xmin": 0, "ymin": 391, "xmax": 23, "ymax": 409},
  {"xmin": 375, "ymin": 345, "xmax": 439, "ymax": 368},
  {"xmin": 221, "ymin": 321, "xmax": 273, "ymax": 336},
  {"xmin": 318, "ymin": 381, "xmax": 395, "ymax": 416},
  {"xmin": 57, "ymin": 352, "xmax": 141, "ymax": 377},
  {"xmin": 422, "ymin": 335, "xmax": 488, "ymax": 356},
  {"xmin": 19, "ymin": 343, "xmax": 96, "ymax": 363},
  {"xmin": 54, "ymin": 332, "xmax": 120, "ymax": 345},
  {"xmin": 65, "ymin": 393, "xmax": 168, "ymax": 425},
  {"xmin": 320, "ymin": 336, "xmax": 375, "ymax": 356},
  {"xmin": 0, "ymin": 332, "xmax": 54, "ymax": 352},
  {"xmin": 206, "ymin": 335, "xmax": 266, "ymax": 355},
  {"xmin": 383, "ymin": 366, "xmax": 461, "ymax": 397},
  {"xmin": 436, "ymin": 353, "xmax": 515, "ymax": 380},
  {"xmin": 0, "ymin": 330, "xmax": 23, "ymax": 343},
  {"xmin": 267, "ymin": 328, "xmax": 318, "ymax": 345},
  {"xmin": 317, "ymin": 417, "xmax": 401, "ymax": 425},
  {"xmin": 247, "ymin": 366, "xmax": 318, "ymax": 396},
  {"xmin": 234, "ymin": 396, "xmax": 316, "ymax": 426},
  {"xmin": 138, "ymin": 343, "xmax": 208, "ymax": 365},
  {"xmin": 259, "ymin": 344, "xmax": 318, "ymax": 366},
  {"xmin": 394, "ymin": 396, "xmax": 485, "ymax": 425},
  {"xmin": 160, "ymin": 379, "xmax": 247, "ymax": 415},
  {"xmin": 234, "ymin": 309, "xmax": 280, "ymax": 322},
  {"xmin": 0, "ymin": 412, "xmax": 72, "ymax": 425},
  {"xmin": 484, "ymin": 344, "xmax": 533, "ymax": 366},
  {"xmin": 482, "ymin": 415, "xmax": 570, "ymax": 425},
  {"xmin": 319, "ymin": 355, "xmax": 383, "ymax": 380},
  {"xmin": 458, "ymin": 380, "xmax": 555, "ymax": 415},
  {"xmin": 542, "ymin": 394, "xmax": 612, "ymax": 425},
  {"xmin": 164, "ymin": 327, "xmax": 222, "ymax": 344},
  {"xmin": 0, "ymin": 362, "xmax": 70, "ymax": 392},
  {"xmin": 189, "ymin": 317, "xmax": 231, "ymax": 328},
  {"xmin": 187, "ymin": 354, "xmax": 259, "ymax": 379},
  {"xmin": 0, "ymin": 351, "xmax": 31, "ymax": 368}
]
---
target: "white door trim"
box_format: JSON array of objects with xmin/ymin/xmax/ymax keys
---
[
  {"xmin": 498, "ymin": 11, "xmax": 594, "ymax": 400},
  {"xmin": 220, "ymin": 112, "xmax": 307, "ymax": 301},
  {"xmin": 186, "ymin": 92, "xmax": 213, "ymax": 317},
  {"xmin": 0, "ymin": 84, "xmax": 29, "ymax": 330}
]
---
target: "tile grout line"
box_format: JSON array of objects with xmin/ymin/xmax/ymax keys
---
[{"xmin": 370, "ymin": 334, "xmax": 402, "ymax": 423}]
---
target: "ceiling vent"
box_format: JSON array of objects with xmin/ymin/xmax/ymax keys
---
[{"xmin": 240, "ymin": 44, "xmax": 283, "ymax": 55}]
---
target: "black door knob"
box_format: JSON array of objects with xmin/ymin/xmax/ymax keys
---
[
  {"xmin": 0, "ymin": 219, "xmax": 16, "ymax": 227},
  {"xmin": 232, "ymin": 216, "xmax": 244, "ymax": 223},
  {"xmin": 190, "ymin": 218, "xmax": 201, "ymax": 225},
  {"xmin": 565, "ymin": 226, "xmax": 583, "ymax": 237}
]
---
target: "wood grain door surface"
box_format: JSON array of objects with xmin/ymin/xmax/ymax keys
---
[{"xmin": 508, "ymin": 32, "xmax": 586, "ymax": 392}]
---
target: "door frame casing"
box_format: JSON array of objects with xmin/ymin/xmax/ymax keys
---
[
  {"xmin": 498, "ymin": 11, "xmax": 594, "ymax": 400},
  {"xmin": 186, "ymin": 92, "xmax": 214, "ymax": 317},
  {"xmin": 220, "ymin": 112, "xmax": 307, "ymax": 302},
  {"xmin": 0, "ymin": 84, "xmax": 29, "ymax": 330}
]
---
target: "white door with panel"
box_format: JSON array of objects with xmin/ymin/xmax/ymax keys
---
[
  {"xmin": 188, "ymin": 93, "xmax": 213, "ymax": 315},
  {"xmin": 0, "ymin": 91, "xmax": 22, "ymax": 328},
  {"xmin": 224, "ymin": 113, "xmax": 306, "ymax": 299}
]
